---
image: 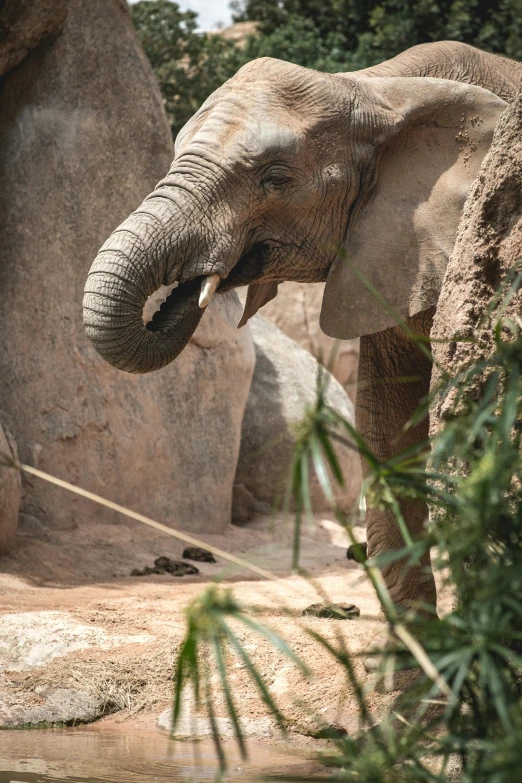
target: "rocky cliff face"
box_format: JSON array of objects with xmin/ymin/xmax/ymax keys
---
[
  {"xmin": 431, "ymin": 91, "xmax": 522, "ymax": 420},
  {"xmin": 0, "ymin": 0, "xmax": 254, "ymax": 539},
  {"xmin": 0, "ymin": 424, "xmax": 20, "ymax": 554},
  {"xmin": 0, "ymin": 0, "xmax": 67, "ymax": 78}
]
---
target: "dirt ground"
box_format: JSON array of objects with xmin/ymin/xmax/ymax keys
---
[{"xmin": 0, "ymin": 510, "xmax": 451, "ymax": 745}]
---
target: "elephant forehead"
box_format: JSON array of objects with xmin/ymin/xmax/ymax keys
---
[
  {"xmin": 177, "ymin": 91, "xmax": 303, "ymax": 165},
  {"xmin": 230, "ymin": 119, "xmax": 301, "ymax": 163}
]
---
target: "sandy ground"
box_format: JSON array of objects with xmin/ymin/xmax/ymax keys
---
[{"xmin": 0, "ymin": 511, "xmax": 451, "ymax": 746}]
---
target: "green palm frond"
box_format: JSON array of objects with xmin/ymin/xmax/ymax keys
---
[{"xmin": 172, "ymin": 585, "xmax": 310, "ymax": 769}]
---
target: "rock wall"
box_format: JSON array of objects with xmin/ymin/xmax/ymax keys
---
[
  {"xmin": 0, "ymin": 423, "xmax": 20, "ymax": 554},
  {"xmin": 0, "ymin": 0, "xmax": 66, "ymax": 77},
  {"xmin": 0, "ymin": 0, "xmax": 254, "ymax": 537},
  {"xmin": 431, "ymin": 90, "xmax": 522, "ymax": 416},
  {"xmin": 260, "ymin": 282, "xmax": 359, "ymax": 401}
]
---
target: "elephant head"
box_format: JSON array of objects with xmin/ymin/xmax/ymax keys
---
[{"xmin": 83, "ymin": 58, "xmax": 506, "ymax": 373}]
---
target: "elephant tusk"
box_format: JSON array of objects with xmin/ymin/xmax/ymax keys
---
[{"xmin": 198, "ymin": 273, "xmax": 221, "ymax": 308}]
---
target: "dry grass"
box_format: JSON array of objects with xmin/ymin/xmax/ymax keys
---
[{"xmin": 18, "ymin": 639, "xmax": 177, "ymax": 719}]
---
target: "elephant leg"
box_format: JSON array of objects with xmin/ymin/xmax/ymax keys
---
[{"xmin": 355, "ymin": 307, "xmax": 436, "ymax": 613}]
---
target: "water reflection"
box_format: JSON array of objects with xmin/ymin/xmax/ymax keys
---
[{"xmin": 0, "ymin": 727, "xmax": 304, "ymax": 782}]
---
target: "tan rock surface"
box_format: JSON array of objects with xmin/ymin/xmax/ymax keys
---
[
  {"xmin": 0, "ymin": 0, "xmax": 254, "ymax": 538},
  {"xmin": 260, "ymin": 282, "xmax": 359, "ymax": 400},
  {"xmin": 0, "ymin": 0, "xmax": 67, "ymax": 78},
  {"xmin": 235, "ymin": 316, "xmax": 361, "ymax": 516},
  {"xmin": 431, "ymin": 91, "xmax": 522, "ymax": 415},
  {"xmin": 0, "ymin": 424, "xmax": 20, "ymax": 554}
]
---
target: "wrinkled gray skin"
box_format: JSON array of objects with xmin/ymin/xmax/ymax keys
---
[{"xmin": 84, "ymin": 41, "xmax": 521, "ymax": 611}]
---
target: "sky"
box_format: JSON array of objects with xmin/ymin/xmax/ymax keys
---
[{"xmin": 128, "ymin": 0, "xmax": 234, "ymax": 30}]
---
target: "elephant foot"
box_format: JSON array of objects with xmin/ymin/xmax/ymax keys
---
[
  {"xmin": 382, "ymin": 559, "xmax": 437, "ymax": 620},
  {"xmin": 363, "ymin": 624, "xmax": 391, "ymax": 673},
  {"xmin": 363, "ymin": 594, "xmax": 437, "ymax": 675},
  {"xmin": 363, "ymin": 625, "xmax": 425, "ymax": 696}
]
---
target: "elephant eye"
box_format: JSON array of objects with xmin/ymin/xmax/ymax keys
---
[{"xmin": 261, "ymin": 167, "xmax": 292, "ymax": 192}]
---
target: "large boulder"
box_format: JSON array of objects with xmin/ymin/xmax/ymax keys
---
[
  {"xmin": 0, "ymin": 0, "xmax": 254, "ymax": 538},
  {"xmin": 260, "ymin": 282, "xmax": 360, "ymax": 401},
  {"xmin": 0, "ymin": 424, "xmax": 20, "ymax": 554},
  {"xmin": 234, "ymin": 317, "xmax": 361, "ymax": 519}
]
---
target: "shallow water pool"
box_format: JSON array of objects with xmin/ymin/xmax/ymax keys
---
[{"xmin": 0, "ymin": 726, "xmax": 309, "ymax": 783}]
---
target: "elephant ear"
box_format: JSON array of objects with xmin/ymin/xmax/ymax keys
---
[
  {"xmin": 320, "ymin": 77, "xmax": 506, "ymax": 340},
  {"xmin": 237, "ymin": 281, "xmax": 279, "ymax": 328}
]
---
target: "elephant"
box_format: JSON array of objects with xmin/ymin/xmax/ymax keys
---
[{"xmin": 83, "ymin": 41, "xmax": 521, "ymax": 612}]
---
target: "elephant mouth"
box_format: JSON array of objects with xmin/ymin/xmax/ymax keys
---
[
  {"xmin": 146, "ymin": 242, "xmax": 274, "ymax": 330},
  {"xmin": 220, "ymin": 242, "xmax": 275, "ymax": 290},
  {"xmin": 145, "ymin": 276, "xmax": 202, "ymax": 332}
]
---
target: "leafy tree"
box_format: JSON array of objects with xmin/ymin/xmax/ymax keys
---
[
  {"xmin": 131, "ymin": 0, "xmax": 245, "ymax": 138},
  {"xmin": 241, "ymin": 15, "xmax": 349, "ymax": 70},
  {"xmin": 233, "ymin": 0, "xmax": 522, "ymax": 68}
]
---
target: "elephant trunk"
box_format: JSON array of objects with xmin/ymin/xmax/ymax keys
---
[{"xmin": 83, "ymin": 190, "xmax": 209, "ymax": 374}]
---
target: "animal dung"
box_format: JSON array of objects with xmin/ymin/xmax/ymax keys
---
[
  {"xmin": 130, "ymin": 557, "xmax": 199, "ymax": 577},
  {"xmin": 302, "ymin": 603, "xmax": 360, "ymax": 620},
  {"xmin": 182, "ymin": 546, "xmax": 217, "ymax": 563},
  {"xmin": 130, "ymin": 566, "xmax": 164, "ymax": 576},
  {"xmin": 310, "ymin": 724, "xmax": 348, "ymax": 740},
  {"xmin": 154, "ymin": 557, "xmax": 199, "ymax": 575}
]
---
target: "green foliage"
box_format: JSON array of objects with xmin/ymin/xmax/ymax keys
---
[
  {"xmin": 288, "ymin": 276, "xmax": 522, "ymax": 780},
  {"xmin": 241, "ymin": 15, "xmax": 349, "ymax": 71},
  {"xmin": 233, "ymin": 0, "xmax": 522, "ymax": 68},
  {"xmin": 170, "ymin": 270, "xmax": 522, "ymax": 779},
  {"xmin": 172, "ymin": 585, "xmax": 310, "ymax": 768},
  {"xmin": 131, "ymin": 0, "xmax": 245, "ymax": 138}
]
